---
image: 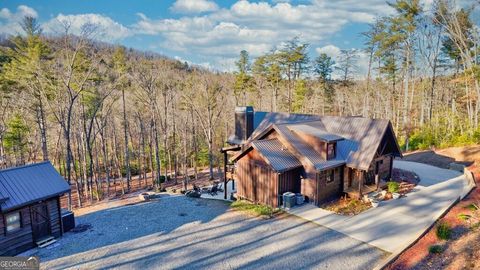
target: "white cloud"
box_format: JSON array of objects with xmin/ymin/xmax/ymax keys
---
[
  {"xmin": 171, "ymin": 0, "xmax": 219, "ymax": 14},
  {"xmin": 0, "ymin": 2, "xmax": 394, "ymax": 72},
  {"xmin": 44, "ymin": 13, "xmax": 131, "ymax": 41},
  {"xmin": 0, "ymin": 5, "xmax": 39, "ymax": 35},
  {"xmin": 133, "ymin": 0, "xmax": 393, "ymax": 69},
  {"xmin": 316, "ymin": 45, "xmax": 341, "ymax": 58}
]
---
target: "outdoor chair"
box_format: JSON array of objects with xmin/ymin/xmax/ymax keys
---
[{"xmin": 209, "ymin": 183, "xmax": 219, "ymax": 196}]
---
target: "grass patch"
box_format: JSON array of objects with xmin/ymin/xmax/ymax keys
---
[
  {"xmin": 436, "ymin": 222, "xmax": 452, "ymax": 240},
  {"xmin": 428, "ymin": 244, "xmax": 444, "ymax": 254},
  {"xmin": 230, "ymin": 200, "xmax": 280, "ymax": 218},
  {"xmin": 322, "ymin": 197, "xmax": 371, "ymax": 216}
]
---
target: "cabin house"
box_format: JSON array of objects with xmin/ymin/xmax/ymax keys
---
[
  {"xmin": 227, "ymin": 107, "xmax": 402, "ymax": 208},
  {"xmin": 0, "ymin": 162, "xmax": 70, "ymax": 256}
]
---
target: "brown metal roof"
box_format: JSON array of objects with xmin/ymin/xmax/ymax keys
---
[
  {"xmin": 249, "ymin": 112, "xmax": 321, "ymax": 141},
  {"xmin": 257, "ymin": 115, "xmax": 396, "ymax": 171},
  {"xmin": 288, "ymin": 124, "xmax": 344, "ymax": 142},
  {"xmin": 275, "ymin": 124, "xmax": 346, "ymax": 170},
  {"xmin": 252, "ymin": 139, "xmax": 303, "ymax": 173},
  {"xmin": 233, "ymin": 112, "xmax": 401, "ymax": 172},
  {"xmin": 0, "ymin": 162, "xmax": 71, "ymax": 212},
  {"xmin": 305, "ymin": 117, "xmax": 390, "ymax": 170}
]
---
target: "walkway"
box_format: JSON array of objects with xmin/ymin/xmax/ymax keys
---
[{"xmin": 288, "ymin": 160, "xmax": 471, "ymax": 253}]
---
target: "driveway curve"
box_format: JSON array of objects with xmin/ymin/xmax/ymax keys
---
[{"xmin": 289, "ymin": 160, "xmax": 471, "ymax": 254}]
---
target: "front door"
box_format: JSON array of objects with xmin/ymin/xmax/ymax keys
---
[{"xmin": 31, "ymin": 203, "xmax": 50, "ymax": 241}]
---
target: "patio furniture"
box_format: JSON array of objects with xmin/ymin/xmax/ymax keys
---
[
  {"xmin": 185, "ymin": 184, "xmax": 202, "ymax": 198},
  {"xmin": 209, "ymin": 183, "xmax": 219, "ymax": 196}
]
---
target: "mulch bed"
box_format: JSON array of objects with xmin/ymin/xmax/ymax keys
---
[
  {"xmin": 392, "ymin": 168, "xmax": 420, "ymax": 185},
  {"xmin": 389, "ymin": 168, "xmax": 420, "ymax": 196},
  {"xmin": 387, "ymin": 164, "xmax": 480, "ymax": 270},
  {"xmin": 322, "ymin": 196, "xmax": 372, "ymax": 216}
]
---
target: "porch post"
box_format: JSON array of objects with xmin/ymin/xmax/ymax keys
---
[
  {"xmin": 388, "ymin": 155, "xmax": 394, "ymax": 180},
  {"xmin": 358, "ymin": 171, "xmax": 364, "ymax": 200},
  {"xmin": 223, "ymin": 151, "xmax": 228, "ymax": 200}
]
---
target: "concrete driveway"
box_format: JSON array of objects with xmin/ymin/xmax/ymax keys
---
[
  {"xmin": 289, "ymin": 160, "xmax": 471, "ymax": 254},
  {"xmin": 38, "ymin": 195, "xmax": 385, "ymax": 270}
]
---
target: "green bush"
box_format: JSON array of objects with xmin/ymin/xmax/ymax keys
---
[
  {"xmin": 428, "ymin": 245, "xmax": 443, "ymax": 254},
  {"xmin": 436, "ymin": 222, "xmax": 452, "ymax": 240},
  {"xmin": 400, "ymin": 125, "xmax": 480, "ymax": 151},
  {"xmin": 387, "ymin": 181, "xmax": 400, "ymax": 193}
]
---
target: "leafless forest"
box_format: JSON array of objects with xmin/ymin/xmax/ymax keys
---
[{"xmin": 0, "ymin": 0, "xmax": 479, "ymax": 207}]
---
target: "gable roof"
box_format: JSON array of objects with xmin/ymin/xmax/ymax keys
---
[
  {"xmin": 288, "ymin": 124, "xmax": 344, "ymax": 142},
  {"xmin": 251, "ymin": 139, "xmax": 303, "ymax": 173},
  {"xmin": 0, "ymin": 162, "xmax": 70, "ymax": 212},
  {"xmin": 249, "ymin": 112, "xmax": 321, "ymax": 140},
  {"xmin": 234, "ymin": 113, "xmax": 401, "ymax": 171}
]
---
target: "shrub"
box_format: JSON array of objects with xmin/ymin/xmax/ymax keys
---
[
  {"xmin": 428, "ymin": 245, "xmax": 443, "ymax": 254},
  {"xmin": 436, "ymin": 222, "xmax": 452, "ymax": 240},
  {"xmin": 387, "ymin": 181, "xmax": 400, "ymax": 193},
  {"xmin": 458, "ymin": 203, "xmax": 480, "ymax": 228}
]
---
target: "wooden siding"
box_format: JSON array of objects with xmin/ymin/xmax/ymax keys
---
[
  {"xmin": 47, "ymin": 198, "xmax": 62, "ymax": 238},
  {"xmin": 278, "ymin": 168, "xmax": 301, "ymax": 195},
  {"xmin": 236, "ymin": 148, "xmax": 301, "ymax": 208},
  {"xmin": 344, "ymin": 168, "xmax": 365, "ymax": 190},
  {"xmin": 316, "ymin": 166, "xmax": 343, "ymax": 205},
  {"xmin": 375, "ymin": 155, "xmax": 393, "ymax": 181},
  {"xmin": 0, "ymin": 197, "xmax": 63, "ymax": 256},
  {"xmin": 237, "ymin": 158, "xmax": 278, "ymax": 207},
  {"xmin": 293, "ymin": 132, "xmax": 327, "ymax": 159},
  {"xmin": 0, "ymin": 206, "xmax": 34, "ymax": 256}
]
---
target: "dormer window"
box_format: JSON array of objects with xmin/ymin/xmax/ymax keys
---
[{"xmin": 327, "ymin": 143, "xmax": 335, "ymax": 160}]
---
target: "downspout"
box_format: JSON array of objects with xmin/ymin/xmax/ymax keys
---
[{"xmin": 278, "ymin": 172, "xmax": 282, "ymax": 208}]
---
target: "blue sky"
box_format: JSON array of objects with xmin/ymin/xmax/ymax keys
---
[{"xmin": 0, "ymin": 0, "xmax": 395, "ymax": 72}]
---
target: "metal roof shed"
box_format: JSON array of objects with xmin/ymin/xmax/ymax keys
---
[
  {"xmin": 0, "ymin": 162, "xmax": 70, "ymax": 212},
  {"xmin": 0, "ymin": 161, "xmax": 70, "ymax": 256}
]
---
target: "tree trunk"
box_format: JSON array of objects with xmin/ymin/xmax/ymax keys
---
[{"xmin": 122, "ymin": 89, "xmax": 131, "ymax": 193}]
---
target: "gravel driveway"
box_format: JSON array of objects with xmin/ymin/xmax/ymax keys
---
[{"xmin": 39, "ymin": 195, "xmax": 385, "ymax": 269}]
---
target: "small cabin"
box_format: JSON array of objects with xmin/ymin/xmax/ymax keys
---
[{"xmin": 0, "ymin": 162, "xmax": 70, "ymax": 256}]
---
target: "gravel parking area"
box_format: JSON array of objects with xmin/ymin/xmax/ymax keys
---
[{"xmin": 38, "ymin": 194, "xmax": 386, "ymax": 269}]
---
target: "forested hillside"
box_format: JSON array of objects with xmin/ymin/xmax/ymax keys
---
[{"xmin": 0, "ymin": 0, "xmax": 479, "ymax": 207}]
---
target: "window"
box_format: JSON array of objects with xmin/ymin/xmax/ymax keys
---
[
  {"xmin": 6, "ymin": 212, "xmax": 21, "ymax": 233},
  {"xmin": 327, "ymin": 143, "xmax": 335, "ymax": 160},
  {"xmin": 326, "ymin": 170, "xmax": 335, "ymax": 183}
]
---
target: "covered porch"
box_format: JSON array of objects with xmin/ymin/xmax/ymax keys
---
[
  {"xmin": 344, "ymin": 180, "xmax": 388, "ymax": 199},
  {"xmin": 343, "ymin": 165, "xmax": 390, "ymax": 200}
]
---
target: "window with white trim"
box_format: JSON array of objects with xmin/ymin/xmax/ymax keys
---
[{"xmin": 6, "ymin": 212, "xmax": 21, "ymax": 233}]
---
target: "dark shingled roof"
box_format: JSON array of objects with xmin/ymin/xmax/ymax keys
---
[
  {"xmin": 252, "ymin": 139, "xmax": 302, "ymax": 172},
  {"xmin": 0, "ymin": 162, "xmax": 70, "ymax": 212}
]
